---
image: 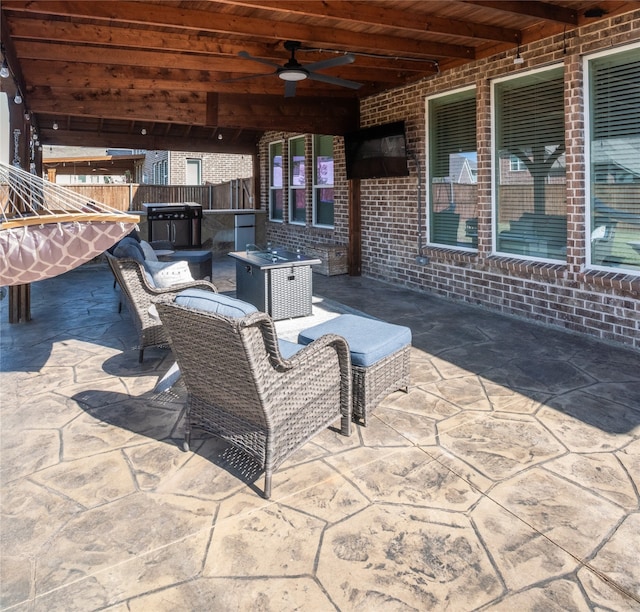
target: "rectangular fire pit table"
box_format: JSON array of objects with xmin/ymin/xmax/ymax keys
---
[{"xmin": 228, "ymin": 249, "xmax": 321, "ymax": 320}]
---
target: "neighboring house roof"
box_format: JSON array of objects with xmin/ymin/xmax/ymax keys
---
[
  {"xmin": 449, "ymin": 154, "xmax": 477, "ymax": 184},
  {"xmin": 592, "ymin": 137, "xmax": 640, "ymax": 179},
  {"xmin": 42, "ymin": 154, "xmax": 145, "ymax": 176}
]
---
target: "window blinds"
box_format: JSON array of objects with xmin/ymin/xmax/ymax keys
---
[
  {"xmin": 428, "ymin": 90, "xmax": 477, "ymax": 248},
  {"xmin": 431, "ymin": 96, "xmax": 476, "ymax": 178},
  {"xmin": 589, "ymin": 47, "xmax": 640, "ymax": 271},
  {"xmin": 494, "ymin": 68, "xmax": 567, "ymax": 260}
]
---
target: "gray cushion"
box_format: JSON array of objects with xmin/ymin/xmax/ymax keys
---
[
  {"xmin": 139, "ymin": 240, "xmax": 159, "ymax": 261},
  {"xmin": 176, "ymin": 289, "xmax": 258, "ymax": 318},
  {"xmin": 113, "ymin": 237, "xmax": 145, "ymax": 263},
  {"xmin": 298, "ymin": 314, "xmax": 411, "ymax": 367},
  {"xmin": 278, "ymin": 338, "xmax": 305, "ymax": 359}
]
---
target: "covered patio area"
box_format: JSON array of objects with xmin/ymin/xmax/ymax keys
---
[{"xmin": 1, "ymin": 257, "xmax": 639, "ymax": 610}]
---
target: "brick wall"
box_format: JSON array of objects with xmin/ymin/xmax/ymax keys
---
[
  {"xmin": 142, "ymin": 151, "xmax": 252, "ymax": 185},
  {"xmin": 259, "ymin": 11, "xmax": 640, "ymax": 350},
  {"xmin": 258, "ymin": 132, "xmax": 350, "ymax": 253}
]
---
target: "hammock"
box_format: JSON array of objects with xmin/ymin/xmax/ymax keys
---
[{"xmin": 1, "ymin": 161, "xmax": 139, "ymax": 287}]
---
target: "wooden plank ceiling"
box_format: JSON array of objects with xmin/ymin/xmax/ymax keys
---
[{"xmin": 0, "ymin": 0, "xmax": 631, "ymax": 154}]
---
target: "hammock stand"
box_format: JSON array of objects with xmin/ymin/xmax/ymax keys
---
[{"xmin": 1, "ymin": 161, "xmax": 139, "ymax": 319}]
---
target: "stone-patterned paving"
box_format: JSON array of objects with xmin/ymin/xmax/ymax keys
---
[{"xmin": 1, "ymin": 259, "xmax": 639, "ymax": 611}]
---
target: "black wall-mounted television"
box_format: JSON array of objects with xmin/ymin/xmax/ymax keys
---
[{"xmin": 344, "ymin": 121, "xmax": 409, "ymax": 180}]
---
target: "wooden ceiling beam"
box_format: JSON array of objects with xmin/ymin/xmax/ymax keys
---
[
  {"xmin": 16, "ymin": 46, "xmax": 409, "ymax": 89},
  {"xmin": 30, "ymin": 86, "xmax": 360, "ymax": 136},
  {"xmin": 216, "ymin": 0, "xmax": 521, "ymax": 44},
  {"xmin": 8, "ymin": 17, "xmax": 436, "ymax": 75},
  {"xmin": 208, "ymin": 93, "xmax": 359, "ymax": 136},
  {"xmin": 26, "ymin": 87, "xmax": 207, "ymax": 125},
  {"xmin": 38, "ymin": 127, "xmax": 259, "ymax": 154},
  {"xmin": 3, "ymin": 0, "xmax": 474, "ymax": 59},
  {"xmin": 464, "ymin": 1, "xmax": 578, "ymax": 25},
  {"xmin": 20, "ymin": 60, "xmax": 382, "ymax": 97}
]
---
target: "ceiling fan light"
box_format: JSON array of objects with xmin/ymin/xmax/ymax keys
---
[{"xmin": 278, "ymin": 69, "xmax": 307, "ymax": 82}]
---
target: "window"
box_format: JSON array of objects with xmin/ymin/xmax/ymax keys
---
[
  {"xmin": 510, "ymin": 156, "xmax": 527, "ymax": 172},
  {"xmin": 289, "ymin": 136, "xmax": 307, "ymax": 224},
  {"xmin": 185, "ymin": 158, "xmax": 201, "ymax": 185},
  {"xmin": 586, "ymin": 45, "xmax": 640, "ymax": 273},
  {"xmin": 427, "ymin": 88, "xmax": 477, "ymax": 248},
  {"xmin": 494, "ymin": 66, "xmax": 566, "ymax": 261},
  {"xmin": 313, "ymin": 135, "xmax": 334, "ymax": 227},
  {"xmin": 152, "ymin": 159, "xmax": 168, "ymax": 184},
  {"xmin": 269, "ymin": 141, "xmax": 284, "ymax": 221}
]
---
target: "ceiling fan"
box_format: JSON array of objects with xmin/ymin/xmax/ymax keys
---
[{"xmin": 233, "ymin": 41, "xmax": 363, "ymax": 98}]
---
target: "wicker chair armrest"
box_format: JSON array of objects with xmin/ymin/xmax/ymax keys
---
[
  {"xmin": 279, "ymin": 332, "xmax": 351, "ymax": 374},
  {"xmin": 265, "ymin": 332, "xmax": 353, "ymax": 429},
  {"xmin": 238, "ymin": 313, "xmax": 351, "ymax": 376},
  {"xmin": 147, "ymin": 279, "xmax": 218, "ymax": 295},
  {"xmin": 114, "ymin": 257, "xmax": 218, "ymax": 295}
]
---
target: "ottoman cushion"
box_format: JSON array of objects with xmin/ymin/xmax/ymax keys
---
[
  {"xmin": 278, "ymin": 338, "xmax": 305, "ymax": 359},
  {"xmin": 298, "ymin": 314, "xmax": 411, "ymax": 368}
]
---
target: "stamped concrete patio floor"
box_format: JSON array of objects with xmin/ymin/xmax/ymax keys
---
[{"xmin": 1, "ymin": 257, "xmax": 639, "ymax": 611}]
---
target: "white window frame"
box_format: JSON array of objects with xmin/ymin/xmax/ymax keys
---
[
  {"xmin": 312, "ymin": 134, "xmax": 335, "ymax": 228},
  {"xmin": 269, "ymin": 140, "xmax": 284, "ymax": 222},
  {"xmin": 509, "ymin": 156, "xmax": 527, "ymax": 172},
  {"xmin": 491, "ymin": 64, "xmax": 566, "ymax": 262},
  {"xmin": 288, "ymin": 135, "xmax": 307, "ymax": 225},
  {"xmin": 584, "ymin": 42, "xmax": 640, "ymax": 275},
  {"xmin": 425, "ymin": 85, "xmax": 477, "ymax": 251}
]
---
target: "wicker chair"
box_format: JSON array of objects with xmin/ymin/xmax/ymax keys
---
[
  {"xmin": 155, "ymin": 297, "xmax": 353, "ymax": 498},
  {"xmin": 105, "ymin": 252, "xmax": 218, "ymax": 362}
]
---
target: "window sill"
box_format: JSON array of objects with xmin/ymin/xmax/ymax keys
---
[
  {"xmin": 580, "ymin": 269, "xmax": 640, "ymax": 296},
  {"xmin": 484, "ymin": 256, "xmax": 568, "ymax": 279},
  {"xmin": 423, "ymin": 247, "xmax": 478, "ymax": 264}
]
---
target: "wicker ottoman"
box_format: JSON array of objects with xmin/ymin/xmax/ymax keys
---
[{"xmin": 298, "ymin": 314, "xmax": 411, "ymax": 425}]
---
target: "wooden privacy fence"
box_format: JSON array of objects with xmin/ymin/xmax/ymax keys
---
[{"xmin": 58, "ymin": 179, "xmax": 254, "ymax": 211}]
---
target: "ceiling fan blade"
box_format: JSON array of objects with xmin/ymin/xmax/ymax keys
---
[
  {"xmin": 304, "ymin": 54, "xmax": 355, "ymax": 72},
  {"xmin": 307, "ymin": 72, "xmax": 362, "ymax": 90},
  {"xmin": 238, "ymin": 50, "xmax": 281, "ymax": 69},
  {"xmin": 284, "ymin": 80, "xmax": 297, "ymax": 98}
]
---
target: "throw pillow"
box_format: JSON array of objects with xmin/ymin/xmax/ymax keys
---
[
  {"xmin": 113, "ymin": 237, "xmax": 145, "ymax": 263},
  {"xmin": 139, "ymin": 240, "xmax": 159, "ymax": 262},
  {"xmin": 144, "ymin": 260, "xmax": 194, "ymax": 288}
]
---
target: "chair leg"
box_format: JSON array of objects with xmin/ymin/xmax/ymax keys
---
[
  {"xmin": 138, "ymin": 348, "xmax": 144, "ymax": 363},
  {"xmin": 263, "ymin": 472, "xmax": 272, "ymax": 499},
  {"xmin": 341, "ymin": 414, "xmax": 351, "ymax": 436},
  {"xmin": 183, "ymin": 425, "xmax": 191, "ymax": 452}
]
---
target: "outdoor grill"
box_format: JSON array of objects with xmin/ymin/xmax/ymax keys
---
[{"xmin": 143, "ymin": 202, "xmax": 202, "ymax": 249}]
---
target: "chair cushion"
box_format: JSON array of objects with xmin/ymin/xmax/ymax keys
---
[
  {"xmin": 298, "ymin": 314, "xmax": 411, "ymax": 367},
  {"xmin": 113, "ymin": 237, "xmax": 145, "ymax": 263},
  {"xmin": 144, "ymin": 260, "xmax": 194, "ymax": 288},
  {"xmin": 278, "ymin": 338, "xmax": 305, "ymax": 359},
  {"xmin": 166, "ymin": 250, "xmax": 211, "ymax": 263},
  {"xmin": 176, "ymin": 289, "xmax": 258, "ymax": 318},
  {"xmin": 139, "ymin": 240, "xmax": 159, "ymax": 261}
]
